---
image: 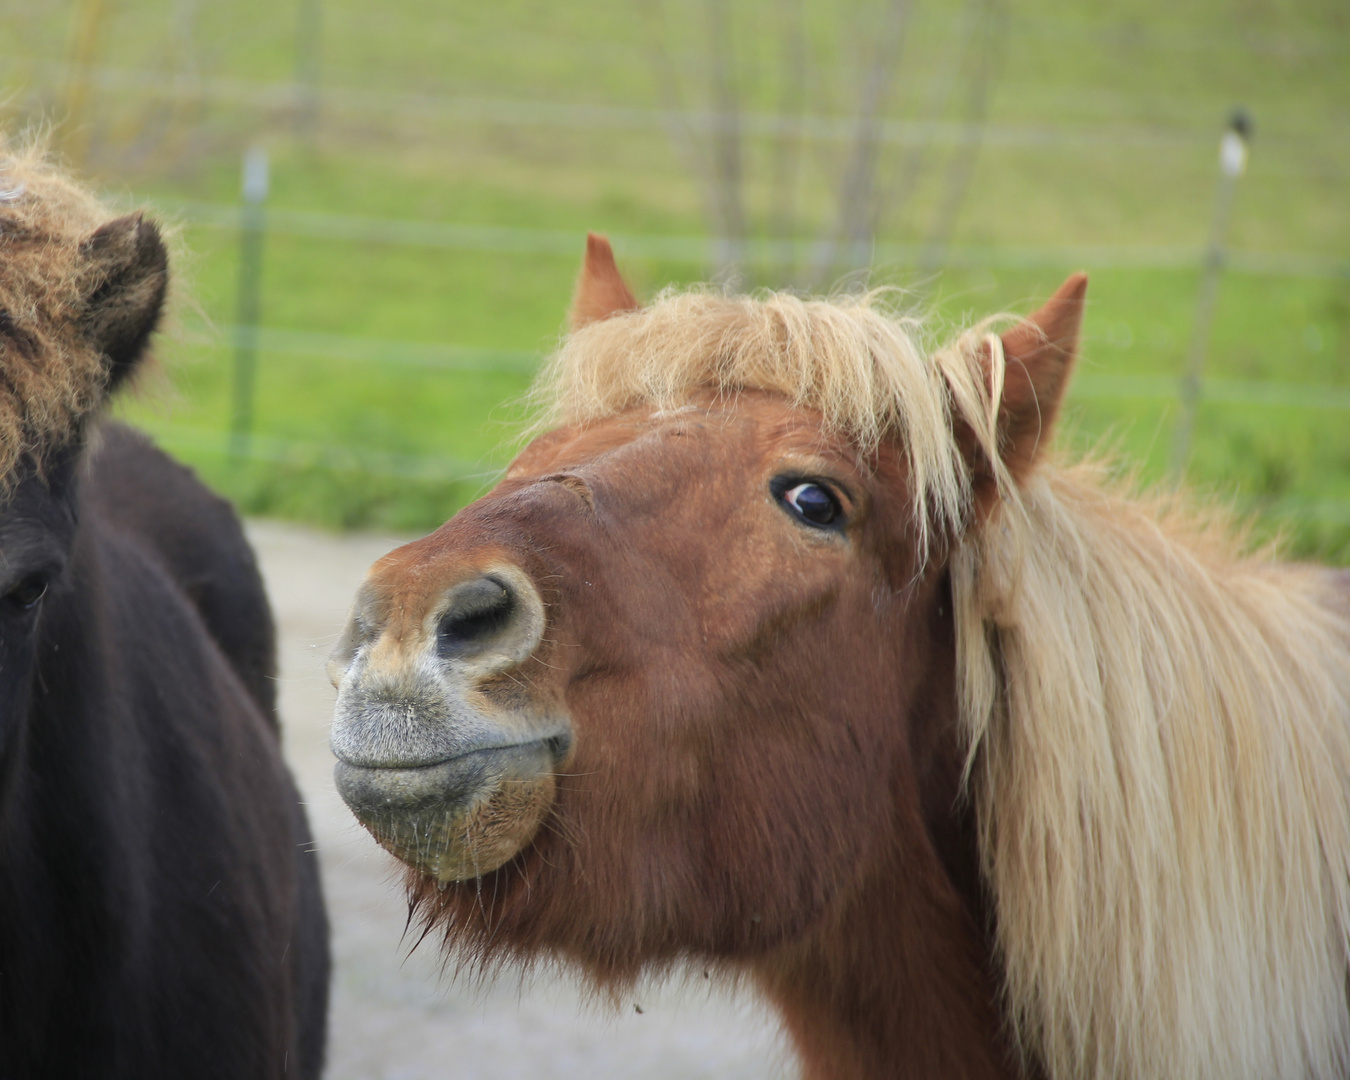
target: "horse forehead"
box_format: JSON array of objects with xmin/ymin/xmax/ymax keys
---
[{"xmin": 518, "ymin": 396, "xmax": 852, "ymax": 475}]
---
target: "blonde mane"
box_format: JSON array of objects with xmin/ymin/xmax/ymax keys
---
[
  {"xmin": 0, "ymin": 138, "xmax": 126, "ymax": 485},
  {"xmin": 537, "ymin": 289, "xmax": 1350, "ymax": 1080}
]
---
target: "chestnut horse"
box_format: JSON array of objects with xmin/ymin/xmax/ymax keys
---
[
  {"xmin": 0, "ymin": 145, "xmax": 328, "ymax": 1077},
  {"xmin": 332, "ymin": 236, "xmax": 1350, "ymax": 1080}
]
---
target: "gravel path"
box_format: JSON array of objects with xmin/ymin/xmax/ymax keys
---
[{"xmin": 245, "ymin": 520, "xmax": 795, "ymax": 1080}]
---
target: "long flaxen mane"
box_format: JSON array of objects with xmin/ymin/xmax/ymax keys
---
[
  {"xmin": 534, "ymin": 287, "xmax": 1350, "ymax": 1080},
  {"xmin": 0, "ymin": 139, "xmax": 139, "ymax": 487}
]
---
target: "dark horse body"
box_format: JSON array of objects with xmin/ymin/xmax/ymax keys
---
[{"xmin": 0, "ymin": 157, "xmax": 327, "ymax": 1078}]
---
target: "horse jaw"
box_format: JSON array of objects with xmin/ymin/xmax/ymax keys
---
[{"xmin": 328, "ymin": 560, "xmax": 572, "ymax": 882}]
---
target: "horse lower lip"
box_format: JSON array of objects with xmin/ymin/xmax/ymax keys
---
[{"xmin": 334, "ymin": 742, "xmax": 555, "ymax": 817}]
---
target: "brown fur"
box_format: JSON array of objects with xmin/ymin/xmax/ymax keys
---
[
  {"xmin": 334, "ymin": 253, "xmax": 1350, "ymax": 1079},
  {"xmin": 344, "ymin": 387, "xmax": 1028, "ymax": 1077}
]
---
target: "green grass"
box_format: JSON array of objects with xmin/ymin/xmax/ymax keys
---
[{"xmin": 3, "ymin": 0, "xmax": 1349, "ymax": 552}]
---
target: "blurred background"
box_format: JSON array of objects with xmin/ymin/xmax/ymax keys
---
[{"xmin": 2, "ymin": 0, "xmax": 1347, "ymax": 553}]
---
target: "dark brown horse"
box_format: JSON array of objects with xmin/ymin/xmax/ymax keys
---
[
  {"xmin": 333, "ymin": 236, "xmax": 1350, "ymax": 1080},
  {"xmin": 0, "ymin": 145, "xmax": 328, "ymax": 1077}
]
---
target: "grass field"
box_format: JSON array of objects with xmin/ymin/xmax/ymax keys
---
[{"xmin": 3, "ymin": 0, "xmax": 1348, "ymax": 553}]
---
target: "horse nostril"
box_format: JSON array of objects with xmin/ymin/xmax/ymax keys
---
[{"xmin": 438, "ymin": 575, "xmax": 520, "ymax": 658}]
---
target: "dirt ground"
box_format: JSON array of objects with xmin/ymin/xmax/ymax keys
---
[{"xmin": 245, "ymin": 520, "xmax": 795, "ymax": 1080}]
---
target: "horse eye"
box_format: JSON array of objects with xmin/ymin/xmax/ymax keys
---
[
  {"xmin": 781, "ymin": 482, "xmax": 840, "ymax": 527},
  {"xmin": 6, "ymin": 575, "xmax": 49, "ymax": 611}
]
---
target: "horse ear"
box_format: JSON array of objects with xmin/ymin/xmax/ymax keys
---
[
  {"xmin": 995, "ymin": 272, "xmax": 1087, "ymax": 480},
  {"xmin": 570, "ymin": 233, "xmax": 639, "ymax": 331},
  {"xmin": 79, "ymin": 213, "xmax": 169, "ymax": 393},
  {"xmin": 958, "ymin": 273, "xmax": 1087, "ymax": 518}
]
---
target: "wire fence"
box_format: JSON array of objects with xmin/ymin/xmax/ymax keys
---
[
  {"xmin": 146, "ymin": 186, "xmax": 1347, "ymax": 521},
  {"xmin": 152, "ymin": 197, "xmax": 1350, "ymax": 279},
  {"xmin": 160, "ymin": 321, "xmax": 1350, "ymax": 524},
  {"xmin": 8, "ymin": 12, "xmax": 1346, "ymax": 532},
  {"xmin": 131, "ymin": 175, "xmax": 1349, "ymax": 527},
  {"xmin": 192, "ymin": 324, "xmax": 1350, "ymax": 411},
  {"xmin": 199, "ymin": 324, "xmax": 539, "ymax": 373},
  {"xmin": 11, "ymin": 56, "xmax": 1314, "ymax": 154},
  {"xmin": 151, "ymin": 424, "xmax": 492, "ymax": 483},
  {"xmin": 20, "ymin": 46, "xmax": 1336, "ymax": 521}
]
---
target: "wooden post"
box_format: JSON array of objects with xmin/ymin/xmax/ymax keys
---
[
  {"xmin": 1171, "ymin": 109, "xmax": 1251, "ymax": 477},
  {"xmin": 230, "ymin": 146, "xmax": 268, "ymax": 461}
]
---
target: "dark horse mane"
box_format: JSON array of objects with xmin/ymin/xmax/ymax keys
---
[{"xmin": 0, "ymin": 142, "xmax": 327, "ymax": 1078}]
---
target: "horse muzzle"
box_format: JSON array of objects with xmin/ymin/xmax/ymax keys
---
[
  {"xmin": 329, "ymin": 564, "xmax": 571, "ymax": 881},
  {"xmin": 333, "ymin": 735, "xmax": 570, "ymax": 882}
]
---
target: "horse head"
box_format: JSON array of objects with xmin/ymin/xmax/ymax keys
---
[
  {"xmin": 0, "ymin": 144, "xmax": 168, "ymax": 754},
  {"xmin": 333, "ymin": 240, "xmax": 1350, "ymax": 1080},
  {"xmin": 331, "ymin": 238, "xmax": 1090, "ymax": 1077}
]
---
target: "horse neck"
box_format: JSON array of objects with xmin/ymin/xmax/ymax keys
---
[
  {"xmin": 2, "ymin": 518, "xmax": 120, "ymax": 849},
  {"xmin": 0, "ymin": 519, "xmax": 122, "ymax": 1033},
  {"xmin": 753, "ymin": 569, "xmax": 1022, "ymax": 1080}
]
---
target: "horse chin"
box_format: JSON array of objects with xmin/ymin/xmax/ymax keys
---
[{"xmin": 334, "ymin": 741, "xmax": 560, "ymax": 882}]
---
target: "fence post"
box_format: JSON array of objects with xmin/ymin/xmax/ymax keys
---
[
  {"xmin": 1170, "ymin": 109, "xmax": 1251, "ymax": 477},
  {"xmin": 230, "ymin": 145, "xmax": 269, "ymax": 461}
]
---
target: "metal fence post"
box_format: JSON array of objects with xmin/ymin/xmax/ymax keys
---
[
  {"xmin": 230, "ymin": 145, "xmax": 269, "ymax": 461},
  {"xmin": 1171, "ymin": 109, "xmax": 1251, "ymax": 477}
]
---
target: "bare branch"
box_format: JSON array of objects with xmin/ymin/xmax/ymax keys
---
[
  {"xmin": 918, "ymin": 0, "xmax": 1008, "ymax": 275},
  {"xmin": 767, "ymin": 0, "xmax": 808, "ymax": 282},
  {"xmin": 805, "ymin": 0, "xmax": 913, "ymax": 289},
  {"xmin": 870, "ymin": 0, "xmax": 982, "ymax": 245},
  {"xmin": 705, "ymin": 0, "xmax": 747, "ymax": 281},
  {"xmin": 642, "ymin": 0, "xmax": 724, "ymax": 271}
]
